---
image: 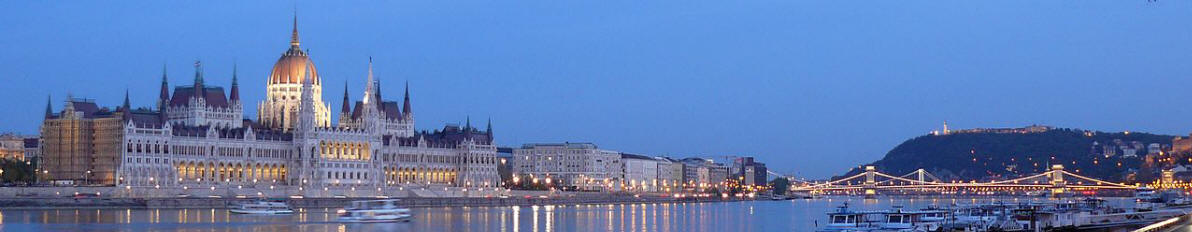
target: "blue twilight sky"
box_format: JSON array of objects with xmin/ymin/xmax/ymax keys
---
[{"xmin": 2, "ymin": 1, "xmax": 1191, "ymax": 178}]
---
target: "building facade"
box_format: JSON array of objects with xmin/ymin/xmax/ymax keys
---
[
  {"xmin": 40, "ymin": 19, "xmax": 501, "ymax": 197},
  {"xmin": 511, "ymin": 143, "xmax": 623, "ymax": 191},
  {"xmin": 621, "ymin": 153, "xmax": 658, "ymax": 191},
  {"xmin": 23, "ymin": 138, "xmax": 40, "ymax": 164},
  {"xmin": 39, "ymin": 98, "xmax": 126, "ymax": 185},
  {"xmin": 0, "ymin": 134, "xmax": 27, "ymax": 161},
  {"xmin": 731, "ymin": 157, "xmax": 768, "ymax": 186},
  {"xmin": 655, "ymin": 157, "xmax": 682, "ymax": 191}
]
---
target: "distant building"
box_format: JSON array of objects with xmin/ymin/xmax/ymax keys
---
[
  {"xmin": 1148, "ymin": 143, "xmax": 1162, "ymax": 155},
  {"xmin": 497, "ymin": 147, "xmax": 514, "ymax": 186},
  {"xmin": 23, "ymin": 138, "xmax": 40, "ymax": 164},
  {"xmin": 680, "ymin": 158, "xmax": 711, "ymax": 187},
  {"xmin": 39, "ymin": 98, "xmax": 126, "ymax": 185},
  {"xmin": 621, "ymin": 153, "xmax": 658, "ymax": 192},
  {"xmin": 680, "ymin": 158, "xmax": 728, "ymax": 189},
  {"xmin": 512, "ymin": 143, "xmax": 622, "ymax": 191},
  {"xmin": 946, "ymin": 124, "xmax": 1053, "ymax": 135},
  {"xmin": 708, "ymin": 163, "xmax": 729, "ymax": 188},
  {"xmin": 1122, "ymin": 146, "xmax": 1138, "ymax": 158},
  {"xmin": 1174, "ymin": 136, "xmax": 1192, "ymax": 155},
  {"xmin": 655, "ymin": 157, "xmax": 682, "ymax": 191},
  {"xmin": 0, "ymin": 134, "xmax": 28, "ymax": 161},
  {"xmin": 731, "ymin": 157, "xmax": 768, "ymax": 186}
]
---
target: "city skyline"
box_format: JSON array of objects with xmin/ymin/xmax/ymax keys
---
[{"xmin": 4, "ymin": 1, "xmax": 1192, "ymax": 179}]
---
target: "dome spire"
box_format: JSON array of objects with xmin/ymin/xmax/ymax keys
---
[{"xmin": 291, "ymin": 11, "xmax": 300, "ymax": 47}]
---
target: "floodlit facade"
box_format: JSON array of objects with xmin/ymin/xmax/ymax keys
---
[{"xmin": 39, "ymin": 18, "xmax": 500, "ymax": 196}]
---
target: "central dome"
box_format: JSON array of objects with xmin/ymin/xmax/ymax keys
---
[
  {"xmin": 267, "ymin": 16, "xmax": 320, "ymax": 85},
  {"xmin": 268, "ymin": 47, "xmax": 320, "ymax": 85}
]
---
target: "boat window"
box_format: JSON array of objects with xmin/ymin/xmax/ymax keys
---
[
  {"xmin": 887, "ymin": 215, "xmax": 902, "ymax": 223},
  {"xmin": 832, "ymin": 216, "xmax": 846, "ymax": 223}
]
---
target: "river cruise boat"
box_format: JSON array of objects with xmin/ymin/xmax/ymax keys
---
[
  {"xmin": 229, "ymin": 200, "xmax": 294, "ymax": 214},
  {"xmin": 817, "ymin": 203, "xmax": 945, "ymax": 232},
  {"xmin": 337, "ymin": 199, "xmax": 412, "ymax": 223}
]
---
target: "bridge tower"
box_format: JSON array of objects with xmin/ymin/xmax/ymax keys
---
[
  {"xmin": 1049, "ymin": 164, "xmax": 1066, "ymax": 194},
  {"xmin": 863, "ymin": 166, "xmax": 877, "ymax": 196},
  {"xmin": 916, "ymin": 169, "xmax": 927, "ymax": 183}
]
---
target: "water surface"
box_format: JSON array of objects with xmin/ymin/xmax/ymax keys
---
[{"xmin": 0, "ymin": 196, "xmax": 1134, "ymax": 231}]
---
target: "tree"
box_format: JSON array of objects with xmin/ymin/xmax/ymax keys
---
[
  {"xmin": 0, "ymin": 158, "xmax": 36, "ymax": 185},
  {"xmin": 769, "ymin": 177, "xmax": 790, "ymax": 195}
]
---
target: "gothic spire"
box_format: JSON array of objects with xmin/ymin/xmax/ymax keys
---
[
  {"xmin": 487, "ymin": 118, "xmax": 494, "ymax": 143},
  {"xmin": 297, "ymin": 63, "xmax": 316, "ymax": 131},
  {"xmin": 363, "ymin": 57, "xmax": 375, "ymax": 105},
  {"xmin": 159, "ymin": 64, "xmax": 169, "ymax": 108},
  {"xmin": 122, "ymin": 89, "xmax": 131, "ymax": 110},
  {"xmin": 229, "ymin": 63, "xmax": 240, "ymax": 102},
  {"xmin": 370, "ymin": 57, "xmax": 382, "ymax": 110},
  {"xmin": 341, "ymin": 80, "xmax": 351, "ymax": 114},
  {"xmin": 44, "ymin": 95, "xmax": 52, "ymax": 118},
  {"xmin": 193, "ymin": 60, "xmax": 205, "ymax": 97},
  {"xmin": 121, "ymin": 89, "xmax": 132, "ymax": 121},
  {"xmin": 402, "ymin": 81, "xmax": 412, "ymax": 116},
  {"xmin": 464, "ymin": 116, "xmax": 472, "ymax": 136}
]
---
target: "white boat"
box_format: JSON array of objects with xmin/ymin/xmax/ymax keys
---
[
  {"xmin": 817, "ymin": 203, "xmax": 942, "ymax": 232},
  {"xmin": 337, "ymin": 199, "xmax": 412, "ymax": 223},
  {"xmin": 229, "ymin": 200, "xmax": 294, "ymax": 214}
]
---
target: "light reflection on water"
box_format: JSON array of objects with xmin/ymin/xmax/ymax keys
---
[{"xmin": 0, "ymin": 196, "xmax": 1135, "ymax": 231}]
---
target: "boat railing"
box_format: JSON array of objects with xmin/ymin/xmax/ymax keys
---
[{"xmin": 1132, "ymin": 213, "xmax": 1187, "ymax": 232}]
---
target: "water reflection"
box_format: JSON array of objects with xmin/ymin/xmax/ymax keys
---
[{"xmin": 0, "ymin": 197, "xmax": 1137, "ymax": 231}]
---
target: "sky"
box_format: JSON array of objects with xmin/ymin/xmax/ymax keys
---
[{"xmin": 2, "ymin": 1, "xmax": 1191, "ymax": 178}]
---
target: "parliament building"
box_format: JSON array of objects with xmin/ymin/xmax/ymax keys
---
[{"xmin": 39, "ymin": 18, "xmax": 500, "ymax": 197}]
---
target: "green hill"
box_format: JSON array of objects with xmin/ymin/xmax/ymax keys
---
[{"xmin": 838, "ymin": 128, "xmax": 1174, "ymax": 182}]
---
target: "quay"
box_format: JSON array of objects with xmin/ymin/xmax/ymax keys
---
[{"xmin": 0, "ymin": 190, "xmax": 747, "ymax": 209}]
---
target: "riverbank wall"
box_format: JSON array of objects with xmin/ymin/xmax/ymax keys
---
[{"xmin": 0, "ymin": 195, "xmax": 746, "ymax": 209}]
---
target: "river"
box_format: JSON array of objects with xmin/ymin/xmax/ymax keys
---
[{"xmin": 0, "ymin": 196, "xmax": 1139, "ymax": 231}]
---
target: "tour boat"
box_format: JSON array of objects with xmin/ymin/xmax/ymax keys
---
[
  {"xmin": 337, "ymin": 199, "xmax": 412, "ymax": 223},
  {"xmin": 817, "ymin": 203, "xmax": 943, "ymax": 232},
  {"xmin": 229, "ymin": 200, "xmax": 294, "ymax": 214},
  {"xmin": 817, "ymin": 202, "xmax": 880, "ymax": 232}
]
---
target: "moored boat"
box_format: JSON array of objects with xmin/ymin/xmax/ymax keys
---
[
  {"xmin": 337, "ymin": 199, "xmax": 412, "ymax": 223},
  {"xmin": 229, "ymin": 200, "xmax": 294, "ymax": 214}
]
